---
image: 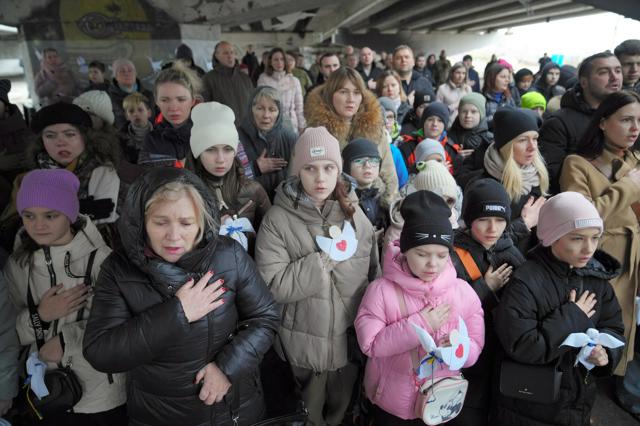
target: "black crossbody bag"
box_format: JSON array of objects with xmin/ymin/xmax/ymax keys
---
[
  {"xmin": 21, "ymin": 249, "xmax": 97, "ymax": 419},
  {"xmin": 499, "ymin": 358, "xmax": 563, "ymax": 404}
]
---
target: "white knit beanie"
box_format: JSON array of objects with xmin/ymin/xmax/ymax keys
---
[
  {"xmin": 73, "ymin": 90, "xmax": 115, "ymax": 127},
  {"xmin": 190, "ymin": 102, "xmax": 239, "ymax": 159},
  {"xmin": 414, "ymin": 160, "xmax": 458, "ymax": 200}
]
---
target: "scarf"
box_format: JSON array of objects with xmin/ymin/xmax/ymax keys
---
[
  {"xmin": 127, "ymin": 122, "xmax": 152, "ymax": 149},
  {"xmin": 36, "ymin": 151, "xmax": 101, "ymax": 199},
  {"xmin": 484, "ymin": 143, "xmax": 540, "ymax": 196}
]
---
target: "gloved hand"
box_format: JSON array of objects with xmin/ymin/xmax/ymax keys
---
[{"xmin": 79, "ymin": 197, "xmax": 115, "ymax": 220}]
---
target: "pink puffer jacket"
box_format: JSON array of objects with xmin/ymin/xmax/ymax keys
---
[{"xmin": 355, "ymin": 241, "xmax": 484, "ymax": 420}]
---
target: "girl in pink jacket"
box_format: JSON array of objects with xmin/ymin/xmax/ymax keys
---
[{"xmin": 355, "ymin": 190, "xmax": 485, "ymax": 424}]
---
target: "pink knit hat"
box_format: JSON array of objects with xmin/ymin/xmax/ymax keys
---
[
  {"xmin": 17, "ymin": 169, "xmax": 80, "ymax": 223},
  {"xmin": 537, "ymin": 192, "xmax": 603, "ymax": 247},
  {"xmin": 290, "ymin": 127, "xmax": 342, "ymax": 176}
]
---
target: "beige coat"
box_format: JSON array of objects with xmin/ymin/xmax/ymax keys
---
[
  {"xmin": 304, "ymin": 86, "xmax": 399, "ymax": 207},
  {"xmin": 560, "ymin": 149, "xmax": 640, "ymax": 374},
  {"xmin": 5, "ymin": 217, "xmax": 126, "ymax": 412},
  {"xmin": 255, "ymin": 177, "xmax": 380, "ymax": 371}
]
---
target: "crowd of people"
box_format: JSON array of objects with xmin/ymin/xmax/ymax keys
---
[{"xmin": 0, "ymin": 37, "xmax": 640, "ymax": 426}]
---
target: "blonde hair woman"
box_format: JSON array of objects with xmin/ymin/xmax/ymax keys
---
[
  {"xmin": 139, "ymin": 63, "xmax": 202, "ymax": 167},
  {"xmin": 482, "ymin": 108, "xmax": 547, "ymax": 251}
]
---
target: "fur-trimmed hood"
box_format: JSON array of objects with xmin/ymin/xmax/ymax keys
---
[{"xmin": 304, "ymin": 85, "xmax": 387, "ymax": 150}]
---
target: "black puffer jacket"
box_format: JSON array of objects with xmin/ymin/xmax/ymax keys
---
[
  {"xmin": 451, "ymin": 230, "xmax": 525, "ymax": 414},
  {"xmin": 538, "ymin": 87, "xmax": 595, "ymax": 194},
  {"xmin": 83, "ymin": 168, "xmax": 280, "ymax": 426},
  {"xmin": 493, "ymin": 246, "xmax": 625, "ymax": 426},
  {"xmin": 448, "ymin": 117, "xmax": 494, "ymax": 151},
  {"xmin": 139, "ymin": 119, "xmax": 193, "ymax": 167}
]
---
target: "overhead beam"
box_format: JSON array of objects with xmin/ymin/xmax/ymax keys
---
[
  {"xmin": 406, "ymin": 0, "xmax": 515, "ymax": 30},
  {"xmin": 580, "ymin": 0, "xmax": 640, "ymax": 21},
  {"xmin": 202, "ymin": 0, "xmax": 341, "ymax": 26},
  {"xmin": 221, "ymin": 31, "xmax": 325, "ymax": 46},
  {"xmin": 435, "ymin": 0, "xmax": 572, "ymax": 31},
  {"xmin": 308, "ymin": 0, "xmax": 398, "ymax": 38},
  {"xmin": 464, "ymin": 5, "xmax": 597, "ymax": 32},
  {"xmin": 369, "ymin": 0, "xmax": 458, "ymax": 31}
]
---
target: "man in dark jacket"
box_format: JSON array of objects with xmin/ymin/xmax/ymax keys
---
[
  {"xmin": 538, "ymin": 51, "xmax": 622, "ymax": 193},
  {"xmin": 614, "ymin": 39, "xmax": 640, "ymax": 94},
  {"xmin": 356, "ymin": 47, "xmax": 383, "ymax": 90},
  {"xmin": 0, "ymin": 79, "xmax": 31, "ymax": 212},
  {"xmin": 0, "ymin": 272, "xmax": 18, "ymax": 418},
  {"xmin": 392, "ymin": 45, "xmax": 435, "ymax": 105},
  {"xmin": 202, "ymin": 41, "xmax": 254, "ymax": 126},
  {"xmin": 109, "ymin": 58, "xmax": 155, "ymax": 129},
  {"xmin": 464, "ymin": 54, "xmax": 481, "ymax": 93},
  {"xmin": 83, "ymin": 167, "xmax": 280, "ymax": 426}
]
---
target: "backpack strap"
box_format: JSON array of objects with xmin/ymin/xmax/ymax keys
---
[{"xmin": 454, "ymin": 247, "xmax": 482, "ymax": 282}]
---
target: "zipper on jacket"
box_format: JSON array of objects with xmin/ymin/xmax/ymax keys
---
[
  {"xmin": 329, "ymin": 271, "xmax": 335, "ymax": 368},
  {"xmin": 43, "ymin": 247, "xmax": 60, "ymax": 336}
]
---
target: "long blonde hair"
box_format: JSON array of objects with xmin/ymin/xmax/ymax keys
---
[
  {"xmin": 154, "ymin": 62, "xmax": 202, "ymax": 99},
  {"xmin": 500, "ymin": 142, "xmax": 549, "ymax": 201},
  {"xmin": 145, "ymin": 181, "xmax": 215, "ymax": 245}
]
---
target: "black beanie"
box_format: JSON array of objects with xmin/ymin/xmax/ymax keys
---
[
  {"xmin": 342, "ymin": 138, "xmax": 380, "ymax": 174},
  {"xmin": 400, "ymin": 190, "xmax": 453, "ymax": 252},
  {"xmin": 176, "ymin": 43, "xmax": 194, "ymax": 60},
  {"xmin": 0, "ymin": 79, "xmax": 10, "ymax": 106},
  {"xmin": 462, "ymin": 178, "xmax": 512, "ymax": 227},
  {"xmin": 493, "ymin": 107, "xmax": 540, "ymax": 150},
  {"xmin": 419, "ymin": 101, "xmax": 450, "ymax": 130},
  {"xmin": 413, "ymin": 89, "xmax": 432, "ymax": 110},
  {"xmin": 31, "ymin": 103, "xmax": 93, "ymax": 134}
]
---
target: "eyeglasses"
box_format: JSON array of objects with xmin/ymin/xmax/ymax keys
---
[{"xmin": 352, "ymin": 157, "xmax": 381, "ymax": 167}]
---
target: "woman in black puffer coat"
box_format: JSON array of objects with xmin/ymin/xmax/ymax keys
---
[{"xmin": 83, "ymin": 167, "xmax": 280, "ymax": 426}]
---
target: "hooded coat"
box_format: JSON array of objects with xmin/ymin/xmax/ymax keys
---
[
  {"xmin": 538, "ymin": 87, "xmax": 595, "ymax": 194},
  {"xmin": 493, "ymin": 246, "xmax": 625, "ymax": 426},
  {"xmin": 305, "ymin": 86, "xmax": 399, "ymax": 206},
  {"xmin": 560, "ymin": 148, "xmax": 640, "ymax": 374},
  {"xmin": 533, "ymin": 62, "xmax": 566, "ymax": 102},
  {"xmin": 5, "ymin": 217, "xmax": 126, "ymax": 413},
  {"xmin": 257, "ymin": 71, "xmax": 306, "ymax": 133},
  {"xmin": 83, "ymin": 168, "xmax": 280, "ymax": 426},
  {"xmin": 355, "ymin": 241, "xmax": 484, "ymax": 420},
  {"xmin": 255, "ymin": 176, "xmax": 380, "ymax": 372},
  {"xmin": 236, "ymin": 89, "xmax": 297, "ymax": 201}
]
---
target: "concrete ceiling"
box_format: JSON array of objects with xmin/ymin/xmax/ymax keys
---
[{"xmin": 0, "ymin": 0, "xmax": 635, "ymax": 40}]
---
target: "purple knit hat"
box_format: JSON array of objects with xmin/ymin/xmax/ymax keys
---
[
  {"xmin": 537, "ymin": 191, "xmax": 603, "ymax": 247},
  {"xmin": 17, "ymin": 169, "xmax": 80, "ymax": 223}
]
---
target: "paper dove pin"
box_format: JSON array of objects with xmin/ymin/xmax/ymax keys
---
[
  {"xmin": 316, "ymin": 221, "xmax": 358, "ymax": 261},
  {"xmin": 219, "ymin": 216, "xmax": 255, "ymax": 251},
  {"xmin": 411, "ymin": 317, "xmax": 471, "ymax": 379},
  {"xmin": 561, "ymin": 328, "xmax": 624, "ymax": 370}
]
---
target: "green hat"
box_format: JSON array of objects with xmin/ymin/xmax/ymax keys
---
[
  {"xmin": 521, "ymin": 91, "xmax": 547, "ymax": 111},
  {"xmin": 458, "ymin": 92, "xmax": 486, "ymax": 120}
]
